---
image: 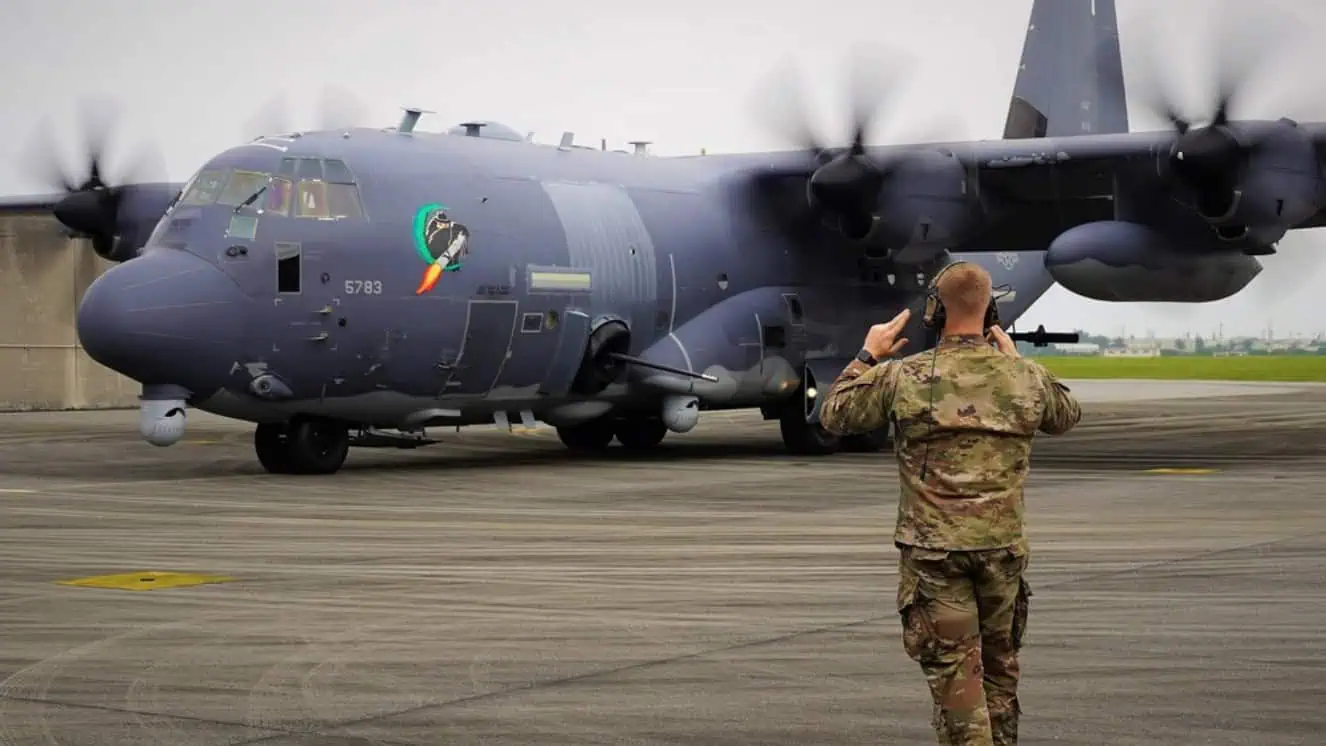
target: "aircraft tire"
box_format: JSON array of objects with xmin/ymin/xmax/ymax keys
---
[
  {"xmin": 254, "ymin": 423, "xmax": 296, "ymax": 474},
  {"xmin": 778, "ymin": 406, "xmax": 840, "ymax": 456},
  {"xmin": 614, "ymin": 417, "xmax": 667, "ymax": 451},
  {"xmin": 285, "ymin": 417, "xmax": 351, "ymax": 475},
  {"xmin": 841, "ymin": 427, "xmax": 892, "ymax": 453},
  {"xmin": 556, "ymin": 419, "xmax": 615, "ymax": 452}
]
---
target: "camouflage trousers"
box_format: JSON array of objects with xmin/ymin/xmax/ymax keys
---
[{"xmin": 896, "ymin": 542, "xmax": 1032, "ymax": 746}]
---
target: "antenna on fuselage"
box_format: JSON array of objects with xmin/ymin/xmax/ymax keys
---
[
  {"xmin": 628, "ymin": 140, "xmax": 651, "ymax": 156},
  {"xmin": 397, "ymin": 107, "xmax": 433, "ymax": 134},
  {"xmin": 459, "ymin": 122, "xmax": 486, "ymax": 137}
]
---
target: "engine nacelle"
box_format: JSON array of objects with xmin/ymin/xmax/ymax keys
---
[
  {"xmin": 853, "ymin": 149, "xmax": 983, "ymax": 250},
  {"xmin": 1045, "ymin": 220, "xmax": 1262, "ymax": 303},
  {"xmin": 1162, "ymin": 119, "xmax": 1325, "ymax": 244},
  {"xmin": 104, "ymin": 182, "xmax": 186, "ymax": 262}
]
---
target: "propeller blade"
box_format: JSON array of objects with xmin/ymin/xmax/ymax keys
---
[
  {"xmin": 843, "ymin": 43, "xmax": 913, "ymax": 154},
  {"xmin": 315, "ymin": 86, "xmax": 369, "ymax": 131},
  {"xmin": 243, "ymin": 88, "xmax": 371, "ymax": 142},
  {"xmin": 746, "ymin": 58, "xmax": 831, "ymax": 162},
  {"xmin": 742, "ymin": 45, "xmax": 948, "ymax": 242},
  {"xmin": 242, "ymin": 96, "xmax": 294, "ymax": 141}
]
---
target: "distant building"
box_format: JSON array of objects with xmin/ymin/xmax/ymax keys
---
[
  {"xmin": 1103, "ymin": 341, "xmax": 1161, "ymax": 357},
  {"xmin": 1052, "ymin": 342, "xmax": 1101, "ymax": 356}
]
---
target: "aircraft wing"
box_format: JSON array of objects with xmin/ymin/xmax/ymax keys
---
[
  {"xmin": 0, "ymin": 193, "xmax": 64, "ymax": 215},
  {"xmin": 733, "ymin": 123, "xmax": 1326, "ymax": 253},
  {"xmin": 949, "ymin": 130, "xmax": 1166, "ymax": 251}
]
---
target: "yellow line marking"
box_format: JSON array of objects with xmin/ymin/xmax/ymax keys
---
[
  {"xmin": 1143, "ymin": 468, "xmax": 1219, "ymax": 475},
  {"xmin": 56, "ymin": 571, "xmax": 236, "ymax": 592}
]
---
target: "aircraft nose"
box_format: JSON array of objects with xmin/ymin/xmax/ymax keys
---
[{"xmin": 76, "ymin": 249, "xmax": 246, "ymax": 392}]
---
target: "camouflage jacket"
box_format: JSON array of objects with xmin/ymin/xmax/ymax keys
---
[{"xmin": 818, "ymin": 334, "xmax": 1082, "ymax": 551}]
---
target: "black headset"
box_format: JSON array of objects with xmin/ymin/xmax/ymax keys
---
[{"xmin": 921, "ymin": 260, "xmax": 1000, "ymax": 333}]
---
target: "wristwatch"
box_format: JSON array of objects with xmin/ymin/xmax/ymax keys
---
[{"xmin": 855, "ymin": 348, "xmax": 878, "ymax": 366}]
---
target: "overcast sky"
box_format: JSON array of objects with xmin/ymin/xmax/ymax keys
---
[{"xmin": 3, "ymin": 0, "xmax": 1324, "ymax": 339}]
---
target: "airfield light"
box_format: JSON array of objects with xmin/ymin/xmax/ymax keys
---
[{"xmin": 806, "ymin": 387, "xmax": 818, "ymax": 399}]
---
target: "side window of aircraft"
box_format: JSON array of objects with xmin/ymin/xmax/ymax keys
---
[
  {"xmin": 217, "ymin": 170, "xmax": 270, "ymax": 206},
  {"xmin": 179, "ymin": 170, "xmax": 227, "ymax": 206},
  {"xmin": 278, "ymin": 158, "xmax": 298, "ymax": 179}
]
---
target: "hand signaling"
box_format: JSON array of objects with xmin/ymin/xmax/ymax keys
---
[
  {"xmin": 986, "ymin": 324, "xmax": 1020, "ymax": 357},
  {"xmin": 863, "ymin": 308, "xmax": 911, "ymax": 360}
]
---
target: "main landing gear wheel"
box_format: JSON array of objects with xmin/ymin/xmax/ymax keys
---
[
  {"xmin": 778, "ymin": 403, "xmax": 839, "ymax": 456},
  {"xmin": 613, "ymin": 415, "xmax": 667, "ymax": 451},
  {"xmin": 556, "ymin": 418, "xmax": 615, "ymax": 452},
  {"xmin": 253, "ymin": 417, "xmax": 350, "ymax": 475}
]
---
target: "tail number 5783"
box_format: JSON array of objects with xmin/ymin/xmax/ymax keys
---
[{"xmin": 344, "ymin": 280, "xmax": 383, "ymax": 295}]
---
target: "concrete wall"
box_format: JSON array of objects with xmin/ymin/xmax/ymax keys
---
[{"xmin": 0, "ymin": 213, "xmax": 139, "ymax": 411}]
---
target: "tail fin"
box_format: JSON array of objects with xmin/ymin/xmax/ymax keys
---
[
  {"xmin": 977, "ymin": 0, "xmax": 1129, "ymax": 327},
  {"xmin": 1004, "ymin": 0, "xmax": 1129, "ymax": 139}
]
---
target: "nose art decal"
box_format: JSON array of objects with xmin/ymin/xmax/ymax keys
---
[{"xmin": 412, "ymin": 203, "xmax": 470, "ymax": 295}]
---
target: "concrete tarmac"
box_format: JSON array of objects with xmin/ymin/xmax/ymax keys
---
[{"xmin": 1, "ymin": 379, "xmax": 1324, "ymax": 745}]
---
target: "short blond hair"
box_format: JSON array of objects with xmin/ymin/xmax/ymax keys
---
[{"xmin": 937, "ymin": 262, "xmax": 993, "ymax": 320}]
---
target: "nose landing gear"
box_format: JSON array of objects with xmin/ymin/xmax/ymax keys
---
[{"xmin": 254, "ymin": 416, "xmax": 350, "ymax": 475}]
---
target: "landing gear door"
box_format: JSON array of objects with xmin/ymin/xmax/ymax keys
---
[{"xmin": 538, "ymin": 309, "xmax": 592, "ymax": 397}]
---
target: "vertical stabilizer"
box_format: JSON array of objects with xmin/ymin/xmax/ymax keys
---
[
  {"xmin": 971, "ymin": 0, "xmax": 1129, "ymax": 328},
  {"xmin": 1005, "ymin": 0, "xmax": 1129, "ymax": 139}
]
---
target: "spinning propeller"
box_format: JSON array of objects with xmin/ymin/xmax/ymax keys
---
[
  {"xmin": 746, "ymin": 47, "xmax": 965, "ymax": 241},
  {"xmin": 1114, "ymin": 0, "xmax": 1326, "ymax": 303},
  {"xmin": 22, "ymin": 100, "xmax": 168, "ymax": 261},
  {"xmin": 24, "ymin": 90, "xmax": 371, "ymax": 262},
  {"xmin": 1119, "ymin": 0, "xmax": 1314, "ymax": 220},
  {"xmin": 242, "ymin": 87, "xmax": 371, "ymax": 141}
]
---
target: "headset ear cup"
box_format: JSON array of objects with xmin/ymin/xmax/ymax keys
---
[{"xmin": 923, "ymin": 294, "xmax": 945, "ymax": 330}]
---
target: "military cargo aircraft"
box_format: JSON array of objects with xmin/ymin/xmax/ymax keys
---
[{"xmin": 2, "ymin": 0, "xmax": 1321, "ymax": 475}]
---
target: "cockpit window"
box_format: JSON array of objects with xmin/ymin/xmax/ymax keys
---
[
  {"xmin": 291, "ymin": 158, "xmax": 364, "ymax": 219},
  {"xmin": 296, "ymin": 180, "xmax": 330, "ymax": 218},
  {"xmin": 179, "ymin": 170, "xmax": 227, "ymax": 206},
  {"xmin": 323, "ymin": 159, "xmax": 355, "ymax": 183},
  {"xmin": 218, "ymin": 170, "xmax": 270, "ymax": 206},
  {"xmin": 265, "ymin": 177, "xmax": 293, "ymax": 216},
  {"xmin": 324, "ymin": 183, "xmax": 363, "ymax": 219},
  {"xmin": 295, "ymin": 158, "xmax": 323, "ymax": 180}
]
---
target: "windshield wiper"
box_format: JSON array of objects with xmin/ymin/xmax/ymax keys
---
[{"xmin": 233, "ymin": 184, "xmax": 268, "ymax": 214}]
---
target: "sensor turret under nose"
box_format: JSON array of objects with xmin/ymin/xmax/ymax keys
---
[{"xmin": 139, "ymin": 385, "xmax": 189, "ymax": 447}]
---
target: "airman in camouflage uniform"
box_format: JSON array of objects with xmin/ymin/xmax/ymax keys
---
[{"xmin": 818, "ymin": 262, "xmax": 1081, "ymax": 746}]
